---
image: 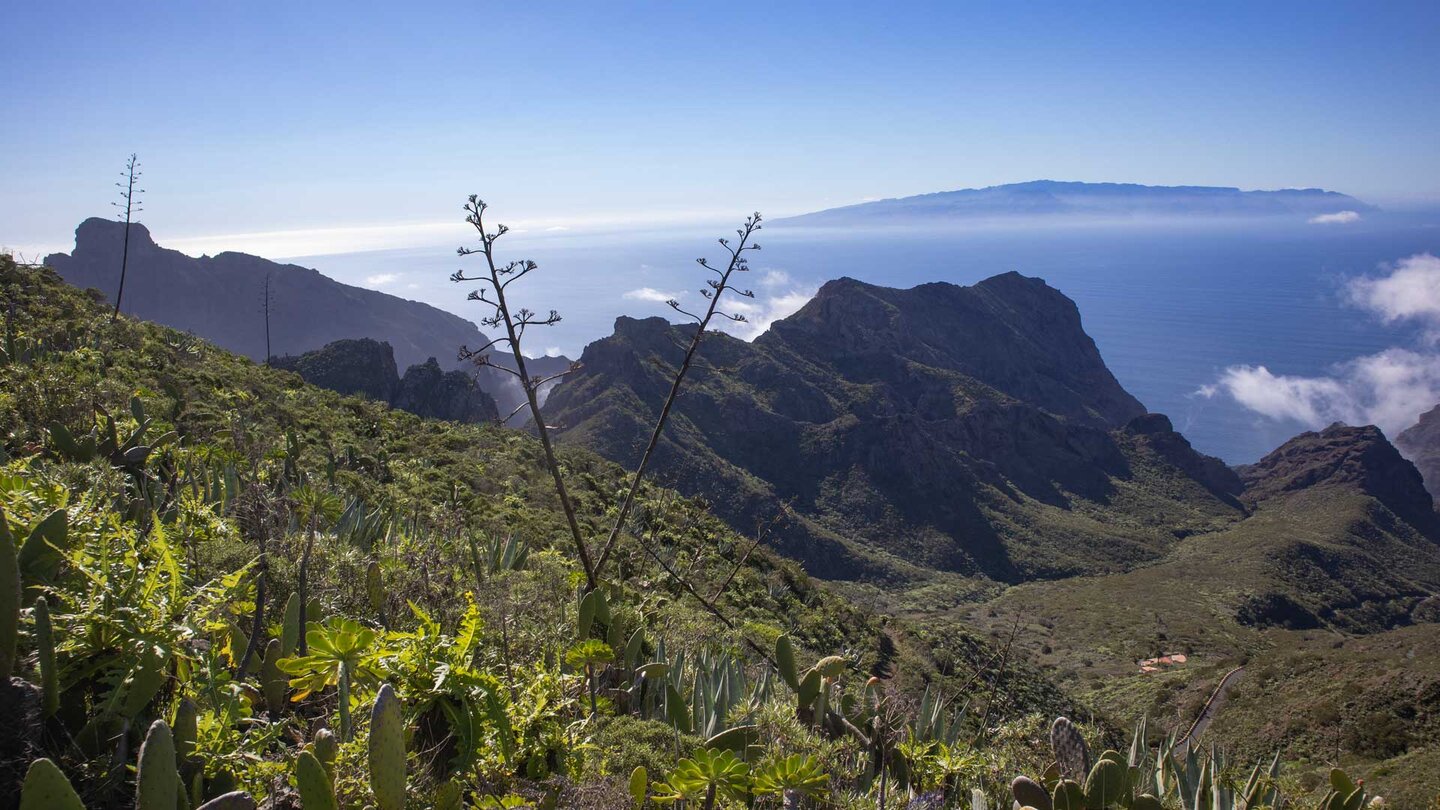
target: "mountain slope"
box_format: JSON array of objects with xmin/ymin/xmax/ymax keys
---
[
  {"xmin": 42, "ymin": 217, "xmax": 568, "ymax": 416},
  {"xmin": 967, "ymin": 424, "xmax": 1440, "ymax": 798},
  {"xmin": 774, "ymin": 180, "xmax": 1374, "ymax": 226},
  {"xmin": 544, "ymin": 272, "xmax": 1242, "ymax": 584}
]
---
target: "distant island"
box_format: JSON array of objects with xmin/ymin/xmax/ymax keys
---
[{"xmin": 774, "ymin": 180, "xmax": 1374, "ymax": 226}]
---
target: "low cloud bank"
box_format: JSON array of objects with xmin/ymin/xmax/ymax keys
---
[
  {"xmin": 1200, "ymin": 253, "xmax": 1440, "ymax": 438},
  {"xmin": 1307, "ymin": 210, "xmax": 1361, "ymax": 225}
]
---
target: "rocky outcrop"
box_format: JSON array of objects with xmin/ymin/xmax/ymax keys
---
[
  {"xmin": 1396, "ymin": 404, "xmax": 1440, "ymax": 503},
  {"xmin": 272, "ymin": 338, "xmax": 399, "ymax": 402},
  {"xmin": 1240, "ymin": 423, "xmax": 1435, "ymax": 530},
  {"xmin": 274, "ymin": 340, "xmax": 498, "ymax": 424},
  {"xmin": 392, "ymin": 357, "xmax": 500, "ymax": 423}
]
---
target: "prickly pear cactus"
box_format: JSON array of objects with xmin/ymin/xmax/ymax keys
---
[
  {"xmin": 19, "ymin": 758, "xmax": 85, "ymax": 810},
  {"xmin": 261, "ymin": 638, "xmax": 286, "ymax": 713},
  {"xmin": 33, "ymin": 596, "xmax": 58, "ymax": 717},
  {"xmin": 368, "ymin": 683, "xmax": 406, "ymax": 810},
  {"xmin": 1050, "ymin": 716, "xmax": 1091, "ymax": 782},
  {"xmin": 313, "ymin": 727, "xmax": 338, "ymax": 773},
  {"xmin": 295, "ymin": 750, "xmax": 337, "ymax": 810},
  {"xmin": 1051, "ymin": 779, "xmax": 1085, "ymax": 810},
  {"xmin": 1084, "ymin": 758, "xmax": 1128, "ymax": 808},
  {"xmin": 0, "ymin": 513, "xmax": 18, "ymax": 678},
  {"xmin": 1011, "ymin": 775, "xmax": 1052, "ymax": 810},
  {"xmin": 281, "ymin": 593, "xmax": 301, "ymax": 656},
  {"xmin": 136, "ymin": 719, "xmax": 179, "ymax": 810},
  {"xmin": 775, "ymin": 635, "xmax": 799, "ymax": 690}
]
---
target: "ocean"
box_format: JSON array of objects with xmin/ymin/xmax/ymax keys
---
[{"xmin": 295, "ymin": 212, "xmax": 1440, "ymax": 465}]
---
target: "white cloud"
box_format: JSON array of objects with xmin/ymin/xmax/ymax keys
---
[
  {"xmin": 1200, "ymin": 252, "xmax": 1440, "ymax": 438},
  {"xmin": 1199, "ymin": 349, "xmax": 1440, "ymax": 436},
  {"xmin": 364, "ymin": 273, "xmax": 398, "ymax": 286},
  {"xmin": 623, "ymin": 287, "xmax": 679, "ymax": 303},
  {"xmin": 758, "ymin": 269, "xmax": 792, "ymax": 288},
  {"xmin": 1307, "ymin": 210, "xmax": 1361, "ymax": 225},
  {"xmin": 1347, "ymin": 253, "xmax": 1440, "ymax": 339},
  {"xmin": 717, "ymin": 285, "xmax": 818, "ymax": 341}
]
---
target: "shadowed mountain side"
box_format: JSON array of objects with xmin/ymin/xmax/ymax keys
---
[
  {"xmin": 43, "ymin": 217, "xmax": 569, "ymax": 416},
  {"xmin": 273, "ymin": 338, "xmax": 499, "ymax": 424},
  {"xmin": 545, "ymin": 273, "xmax": 1242, "ymax": 584},
  {"xmin": 1397, "ymin": 403, "xmax": 1440, "ymax": 504}
]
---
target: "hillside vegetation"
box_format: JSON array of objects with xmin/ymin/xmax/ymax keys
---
[{"xmin": 0, "ymin": 256, "xmax": 1112, "ymax": 809}]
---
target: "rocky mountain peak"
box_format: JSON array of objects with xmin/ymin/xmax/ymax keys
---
[{"xmin": 1240, "ymin": 423, "xmax": 1435, "ymax": 528}]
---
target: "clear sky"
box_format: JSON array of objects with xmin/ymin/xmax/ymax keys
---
[{"xmin": 3, "ymin": 1, "xmax": 1438, "ymax": 257}]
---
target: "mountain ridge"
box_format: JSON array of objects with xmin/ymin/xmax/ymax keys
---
[
  {"xmin": 42, "ymin": 217, "xmax": 572, "ymax": 417},
  {"xmin": 775, "ymin": 180, "xmax": 1375, "ymax": 226},
  {"xmin": 545, "ymin": 271, "xmax": 1243, "ymax": 584}
]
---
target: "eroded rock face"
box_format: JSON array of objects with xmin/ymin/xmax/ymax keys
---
[
  {"xmin": 274, "ymin": 341, "xmax": 498, "ymax": 424},
  {"xmin": 1240, "ymin": 423, "xmax": 1436, "ymax": 529},
  {"xmin": 272, "ymin": 338, "xmax": 399, "ymax": 402},
  {"xmin": 1396, "ymin": 404, "xmax": 1440, "ymax": 504},
  {"xmin": 392, "ymin": 358, "xmax": 499, "ymax": 424}
]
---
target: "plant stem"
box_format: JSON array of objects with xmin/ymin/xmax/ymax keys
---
[{"xmin": 593, "ymin": 216, "xmax": 761, "ymax": 578}]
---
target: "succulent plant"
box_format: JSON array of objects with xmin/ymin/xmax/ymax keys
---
[
  {"xmin": 295, "ymin": 750, "xmax": 337, "ymax": 810},
  {"xmin": 136, "ymin": 719, "xmax": 179, "ymax": 810},
  {"xmin": 19, "ymin": 758, "xmax": 85, "ymax": 810},
  {"xmin": 0, "ymin": 512, "xmax": 17, "ymax": 678},
  {"xmin": 32, "ymin": 596, "xmax": 58, "ymax": 717},
  {"xmin": 629, "ymin": 765, "xmax": 648, "ymax": 809},
  {"xmin": 369, "ymin": 683, "xmax": 407, "ymax": 810},
  {"xmin": 1050, "ymin": 717, "xmax": 1091, "ymax": 782},
  {"xmin": 281, "ymin": 593, "xmax": 301, "ymax": 656},
  {"xmin": 261, "ymin": 637, "xmax": 286, "ymax": 714},
  {"xmin": 313, "ymin": 727, "xmax": 338, "ymax": 773}
]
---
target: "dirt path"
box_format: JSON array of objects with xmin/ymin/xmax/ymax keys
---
[{"xmin": 1175, "ymin": 665, "xmax": 1246, "ymax": 752}]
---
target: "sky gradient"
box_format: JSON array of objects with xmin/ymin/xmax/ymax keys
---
[{"xmin": 4, "ymin": 2, "xmax": 1439, "ymax": 257}]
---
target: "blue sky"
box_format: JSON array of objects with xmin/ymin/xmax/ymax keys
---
[{"xmin": 3, "ymin": 2, "xmax": 1438, "ymax": 257}]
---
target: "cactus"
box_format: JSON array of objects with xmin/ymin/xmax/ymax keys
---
[
  {"xmin": 33, "ymin": 595, "xmax": 58, "ymax": 716},
  {"xmin": 1050, "ymin": 779, "xmax": 1085, "ymax": 810},
  {"xmin": 434, "ymin": 780, "xmax": 464, "ymax": 810},
  {"xmin": 369, "ymin": 683, "xmax": 406, "ymax": 810},
  {"xmin": 775, "ymin": 635, "xmax": 799, "ymax": 690},
  {"xmin": 1083, "ymin": 758, "xmax": 1127, "ymax": 808},
  {"xmin": 295, "ymin": 750, "xmax": 337, "ymax": 810},
  {"xmin": 1050, "ymin": 717, "xmax": 1091, "ymax": 782},
  {"xmin": 19, "ymin": 758, "xmax": 85, "ymax": 810},
  {"xmin": 578, "ymin": 589, "xmax": 599, "ymax": 638},
  {"xmin": 0, "ymin": 512, "xmax": 17, "ymax": 677},
  {"xmin": 195, "ymin": 792, "xmax": 257, "ymax": 810},
  {"xmin": 281, "ymin": 593, "xmax": 301, "ymax": 656},
  {"xmin": 629, "ymin": 766, "xmax": 648, "ymax": 809},
  {"xmin": 261, "ymin": 637, "xmax": 286, "ymax": 714},
  {"xmin": 1012, "ymin": 776, "xmax": 1052, "ymax": 810},
  {"xmin": 137, "ymin": 719, "xmax": 180, "ymax": 810},
  {"xmin": 313, "ymin": 727, "xmax": 338, "ymax": 773}
]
